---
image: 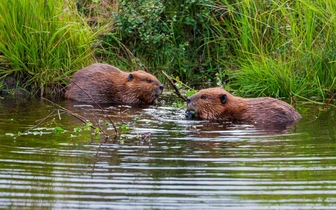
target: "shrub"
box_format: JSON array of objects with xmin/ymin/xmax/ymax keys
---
[{"xmin": 103, "ymin": 0, "xmax": 231, "ymax": 84}]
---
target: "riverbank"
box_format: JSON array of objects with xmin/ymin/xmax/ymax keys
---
[{"xmin": 0, "ymin": 0, "xmax": 335, "ymax": 101}]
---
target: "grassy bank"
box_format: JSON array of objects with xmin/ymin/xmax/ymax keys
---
[
  {"xmin": 96, "ymin": 0, "xmax": 335, "ymax": 100},
  {"xmin": 221, "ymin": 0, "xmax": 336, "ymax": 100},
  {"xmin": 0, "ymin": 0, "xmax": 335, "ymax": 101},
  {"xmin": 0, "ymin": 0, "xmax": 98, "ymax": 96}
]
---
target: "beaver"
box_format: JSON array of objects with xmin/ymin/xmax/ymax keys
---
[
  {"xmin": 186, "ymin": 87, "xmax": 301, "ymax": 128},
  {"xmin": 65, "ymin": 63, "xmax": 164, "ymax": 104}
]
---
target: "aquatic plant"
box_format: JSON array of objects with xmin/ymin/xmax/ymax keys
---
[{"xmin": 0, "ymin": 0, "xmax": 97, "ymax": 96}]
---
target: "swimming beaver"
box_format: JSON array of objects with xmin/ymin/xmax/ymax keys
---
[
  {"xmin": 65, "ymin": 63, "xmax": 164, "ymax": 104},
  {"xmin": 186, "ymin": 87, "xmax": 301, "ymax": 127}
]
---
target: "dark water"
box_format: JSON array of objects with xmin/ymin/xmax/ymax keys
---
[{"xmin": 0, "ymin": 95, "xmax": 335, "ymax": 209}]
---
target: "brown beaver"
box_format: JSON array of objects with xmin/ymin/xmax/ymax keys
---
[
  {"xmin": 186, "ymin": 87, "xmax": 301, "ymax": 127},
  {"xmin": 65, "ymin": 63, "xmax": 164, "ymax": 104}
]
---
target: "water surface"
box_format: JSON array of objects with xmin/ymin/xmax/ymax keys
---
[{"xmin": 0, "ymin": 95, "xmax": 335, "ymax": 209}]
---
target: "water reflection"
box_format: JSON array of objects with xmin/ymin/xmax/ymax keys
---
[{"xmin": 0, "ymin": 96, "xmax": 335, "ymax": 209}]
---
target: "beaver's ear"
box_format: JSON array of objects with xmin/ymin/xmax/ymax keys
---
[
  {"xmin": 128, "ymin": 74, "xmax": 134, "ymax": 81},
  {"xmin": 220, "ymin": 94, "xmax": 227, "ymax": 104}
]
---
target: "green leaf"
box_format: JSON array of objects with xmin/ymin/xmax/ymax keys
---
[
  {"xmin": 54, "ymin": 126, "xmax": 64, "ymax": 133},
  {"xmin": 121, "ymin": 124, "xmax": 127, "ymax": 133},
  {"xmin": 94, "ymin": 127, "xmax": 100, "ymax": 134},
  {"xmin": 74, "ymin": 127, "xmax": 82, "ymax": 132}
]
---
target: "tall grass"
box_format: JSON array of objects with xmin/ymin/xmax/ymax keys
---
[
  {"xmin": 99, "ymin": 0, "xmax": 335, "ymax": 100},
  {"xmin": 216, "ymin": 0, "xmax": 336, "ymax": 99},
  {"xmin": 0, "ymin": 0, "xmax": 98, "ymax": 96},
  {"xmin": 4, "ymin": 0, "xmax": 333, "ymax": 100}
]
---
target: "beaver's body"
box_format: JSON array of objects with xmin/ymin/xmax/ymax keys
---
[
  {"xmin": 65, "ymin": 63, "xmax": 164, "ymax": 104},
  {"xmin": 186, "ymin": 87, "xmax": 301, "ymax": 126}
]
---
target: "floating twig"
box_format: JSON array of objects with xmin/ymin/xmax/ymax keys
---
[
  {"xmin": 41, "ymin": 97, "xmax": 110, "ymax": 136},
  {"xmin": 20, "ymin": 109, "xmax": 61, "ymax": 135}
]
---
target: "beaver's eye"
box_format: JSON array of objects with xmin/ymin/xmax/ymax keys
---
[
  {"xmin": 146, "ymin": 79, "xmax": 152, "ymax": 83},
  {"xmin": 201, "ymin": 95, "xmax": 206, "ymax": 100}
]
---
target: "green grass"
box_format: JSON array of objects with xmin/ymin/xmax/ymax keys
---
[
  {"xmin": 0, "ymin": 0, "xmax": 334, "ymax": 101},
  {"xmin": 216, "ymin": 0, "xmax": 336, "ymax": 100},
  {"xmin": 98, "ymin": 0, "xmax": 335, "ymax": 100},
  {"xmin": 0, "ymin": 0, "xmax": 99, "ymax": 96}
]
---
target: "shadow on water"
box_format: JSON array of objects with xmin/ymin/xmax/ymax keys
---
[{"xmin": 0, "ymin": 94, "xmax": 335, "ymax": 209}]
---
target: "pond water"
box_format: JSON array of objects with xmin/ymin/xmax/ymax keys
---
[{"xmin": 0, "ymin": 94, "xmax": 335, "ymax": 209}]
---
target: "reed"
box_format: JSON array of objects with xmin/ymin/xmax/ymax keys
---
[
  {"xmin": 0, "ymin": 0, "xmax": 97, "ymax": 96},
  {"xmin": 217, "ymin": 0, "xmax": 336, "ymax": 99}
]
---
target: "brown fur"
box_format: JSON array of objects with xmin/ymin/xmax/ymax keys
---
[
  {"xmin": 65, "ymin": 63, "xmax": 164, "ymax": 104},
  {"xmin": 186, "ymin": 87, "xmax": 301, "ymax": 126}
]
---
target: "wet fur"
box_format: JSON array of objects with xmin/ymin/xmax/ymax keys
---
[
  {"xmin": 186, "ymin": 87, "xmax": 301, "ymax": 125},
  {"xmin": 65, "ymin": 63, "xmax": 163, "ymax": 104}
]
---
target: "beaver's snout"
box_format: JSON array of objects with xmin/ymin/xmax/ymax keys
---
[{"xmin": 185, "ymin": 110, "xmax": 196, "ymax": 119}]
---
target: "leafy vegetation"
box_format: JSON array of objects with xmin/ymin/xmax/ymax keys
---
[
  {"xmin": 99, "ymin": 0, "xmax": 335, "ymax": 100},
  {"xmin": 102, "ymin": 0, "xmax": 228, "ymax": 83},
  {"xmin": 0, "ymin": 0, "xmax": 335, "ymax": 100}
]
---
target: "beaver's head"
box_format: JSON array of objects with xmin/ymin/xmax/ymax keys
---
[
  {"xmin": 186, "ymin": 87, "xmax": 244, "ymax": 120},
  {"xmin": 125, "ymin": 70, "xmax": 164, "ymax": 104}
]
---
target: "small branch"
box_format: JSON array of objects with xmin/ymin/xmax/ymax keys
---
[
  {"xmin": 162, "ymin": 71, "xmax": 187, "ymax": 101},
  {"xmin": 20, "ymin": 109, "xmax": 59, "ymax": 135},
  {"xmin": 41, "ymin": 97, "xmax": 111, "ymax": 137},
  {"xmin": 42, "ymin": 98, "xmax": 89, "ymax": 124},
  {"xmin": 324, "ymin": 92, "xmax": 336, "ymax": 109}
]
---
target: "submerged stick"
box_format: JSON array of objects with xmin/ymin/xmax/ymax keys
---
[
  {"xmin": 42, "ymin": 98, "xmax": 88, "ymax": 123},
  {"xmin": 20, "ymin": 109, "xmax": 60, "ymax": 135},
  {"xmin": 41, "ymin": 97, "xmax": 110, "ymax": 136},
  {"xmin": 162, "ymin": 71, "xmax": 187, "ymax": 101}
]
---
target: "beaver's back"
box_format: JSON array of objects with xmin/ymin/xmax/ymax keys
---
[
  {"xmin": 71, "ymin": 63, "xmax": 123, "ymax": 79},
  {"xmin": 185, "ymin": 87, "xmax": 301, "ymax": 131},
  {"xmin": 65, "ymin": 63, "xmax": 164, "ymax": 104},
  {"xmin": 245, "ymin": 97, "xmax": 301, "ymax": 124}
]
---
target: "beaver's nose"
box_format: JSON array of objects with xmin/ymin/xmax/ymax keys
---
[
  {"xmin": 159, "ymin": 84, "xmax": 164, "ymax": 90},
  {"xmin": 186, "ymin": 98, "xmax": 191, "ymax": 104}
]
